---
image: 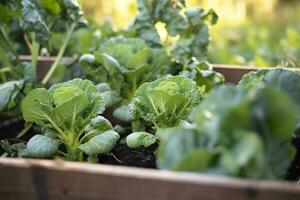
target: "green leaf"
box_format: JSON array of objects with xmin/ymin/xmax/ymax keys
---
[
  {"xmin": 84, "ymin": 116, "xmax": 113, "ymax": 139},
  {"xmin": 101, "ymin": 91, "xmax": 121, "ymax": 108},
  {"xmin": 158, "ymin": 85, "xmax": 297, "ymax": 179},
  {"xmin": 61, "ymin": 0, "xmax": 83, "ymax": 22},
  {"xmin": 113, "ymin": 105, "xmax": 134, "ymax": 122},
  {"xmin": 52, "ymin": 94, "xmax": 89, "ymax": 127},
  {"xmin": 126, "ymin": 47, "xmax": 152, "ymax": 68},
  {"xmin": 20, "ymin": 0, "xmax": 50, "ymax": 43},
  {"xmin": 96, "ymin": 83, "xmax": 111, "ymax": 93},
  {"xmin": 238, "ymin": 69, "xmax": 268, "ymax": 90},
  {"xmin": 220, "ymin": 131, "xmax": 264, "ymax": 178},
  {"xmin": 130, "ymin": 76, "xmax": 202, "ymax": 128},
  {"xmin": 157, "ymin": 126, "xmax": 217, "ymax": 171},
  {"xmin": 27, "ymin": 134, "xmax": 59, "ymax": 158},
  {"xmin": 49, "ymin": 78, "xmax": 105, "ymax": 116},
  {"xmin": 252, "ymin": 87, "xmax": 297, "ymax": 141},
  {"xmin": 40, "ymin": 0, "xmax": 61, "ymax": 14},
  {"xmin": 126, "ymin": 132, "xmax": 158, "ymax": 148},
  {"xmin": 79, "ymin": 130, "xmax": 120, "ymax": 155},
  {"xmin": 22, "ymin": 88, "xmax": 53, "ymax": 124},
  {"xmin": 0, "ymin": 1, "xmax": 19, "ymax": 23},
  {"xmin": 0, "ymin": 80, "xmax": 24, "ymax": 112}
]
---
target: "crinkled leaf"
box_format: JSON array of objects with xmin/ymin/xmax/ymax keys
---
[
  {"xmin": 0, "ymin": 80, "xmax": 24, "ymax": 112},
  {"xmin": 130, "ymin": 76, "xmax": 201, "ymax": 128},
  {"xmin": 27, "ymin": 134, "xmax": 59, "ymax": 158},
  {"xmin": 20, "ymin": 0, "xmax": 50, "ymax": 43},
  {"xmin": 22, "ymin": 88, "xmax": 53, "ymax": 124},
  {"xmin": 126, "ymin": 132, "xmax": 158, "ymax": 148},
  {"xmin": 85, "ymin": 116, "xmax": 113, "ymax": 139},
  {"xmin": 79, "ymin": 130, "xmax": 120, "ymax": 155},
  {"xmin": 52, "ymin": 94, "xmax": 89, "ymax": 128}
]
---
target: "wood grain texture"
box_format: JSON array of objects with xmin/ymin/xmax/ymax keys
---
[{"xmin": 0, "ymin": 158, "xmax": 299, "ymax": 200}]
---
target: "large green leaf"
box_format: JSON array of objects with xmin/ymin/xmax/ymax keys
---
[
  {"xmin": 158, "ymin": 85, "xmax": 297, "ymax": 179},
  {"xmin": 157, "ymin": 126, "xmax": 217, "ymax": 171},
  {"xmin": 27, "ymin": 134, "xmax": 59, "ymax": 158},
  {"xmin": 113, "ymin": 105, "xmax": 134, "ymax": 122},
  {"xmin": 220, "ymin": 131, "xmax": 264, "ymax": 178},
  {"xmin": 0, "ymin": 80, "xmax": 24, "ymax": 112},
  {"xmin": 22, "ymin": 88, "xmax": 53, "ymax": 124},
  {"xmin": 20, "ymin": 0, "xmax": 50, "ymax": 43},
  {"xmin": 84, "ymin": 116, "xmax": 113, "ymax": 140},
  {"xmin": 101, "ymin": 91, "xmax": 121, "ymax": 108},
  {"xmin": 130, "ymin": 76, "xmax": 201, "ymax": 128},
  {"xmin": 52, "ymin": 94, "xmax": 89, "ymax": 128},
  {"xmin": 126, "ymin": 132, "xmax": 158, "ymax": 148},
  {"xmin": 49, "ymin": 78, "xmax": 105, "ymax": 116},
  {"xmin": 79, "ymin": 130, "xmax": 120, "ymax": 155}
]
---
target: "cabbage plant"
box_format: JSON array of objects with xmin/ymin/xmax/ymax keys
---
[
  {"xmin": 126, "ymin": 76, "xmax": 202, "ymax": 148},
  {"xmin": 80, "ymin": 36, "xmax": 171, "ymax": 123},
  {"xmin": 22, "ymin": 78, "xmax": 119, "ymax": 162},
  {"xmin": 157, "ymin": 85, "xmax": 297, "ymax": 180}
]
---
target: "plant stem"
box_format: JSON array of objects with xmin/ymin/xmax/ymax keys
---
[
  {"xmin": 16, "ymin": 123, "xmax": 33, "ymax": 139},
  {"xmin": 41, "ymin": 23, "xmax": 75, "ymax": 85},
  {"xmin": 0, "ymin": 25, "xmax": 19, "ymax": 62},
  {"xmin": 64, "ymin": 131, "xmax": 82, "ymax": 161},
  {"xmin": 131, "ymin": 120, "xmax": 144, "ymax": 132},
  {"xmin": 30, "ymin": 34, "xmax": 40, "ymax": 71},
  {"xmin": 0, "ymin": 67, "xmax": 11, "ymax": 73}
]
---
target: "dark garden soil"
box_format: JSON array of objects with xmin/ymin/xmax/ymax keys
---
[
  {"xmin": 100, "ymin": 142, "xmax": 157, "ymax": 169},
  {"xmin": 286, "ymin": 135, "xmax": 300, "ymax": 181},
  {"xmin": 0, "ymin": 118, "xmax": 299, "ymax": 180}
]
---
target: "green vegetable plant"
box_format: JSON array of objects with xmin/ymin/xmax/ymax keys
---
[
  {"xmin": 126, "ymin": 76, "xmax": 202, "ymax": 148},
  {"xmin": 21, "ymin": 78, "xmax": 119, "ymax": 162},
  {"xmin": 80, "ymin": 36, "xmax": 171, "ymax": 124},
  {"xmin": 239, "ymin": 68, "xmax": 300, "ymax": 129},
  {"xmin": 157, "ymin": 84, "xmax": 297, "ymax": 179},
  {"xmin": 0, "ymin": 0, "xmax": 87, "ymax": 139},
  {"xmin": 79, "ymin": 0, "xmax": 224, "ymax": 127},
  {"xmin": 0, "ymin": 62, "xmax": 35, "ymax": 118},
  {"xmin": 126, "ymin": 0, "xmax": 223, "ymax": 87},
  {"xmin": 0, "ymin": 0, "xmax": 86, "ymax": 84}
]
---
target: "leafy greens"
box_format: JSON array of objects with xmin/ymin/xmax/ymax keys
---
[{"xmin": 22, "ymin": 78, "xmax": 119, "ymax": 161}]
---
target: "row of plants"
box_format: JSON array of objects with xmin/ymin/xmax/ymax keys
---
[
  {"xmin": 209, "ymin": 21, "xmax": 300, "ymax": 68},
  {"xmin": 0, "ymin": 0, "xmax": 299, "ymax": 181}
]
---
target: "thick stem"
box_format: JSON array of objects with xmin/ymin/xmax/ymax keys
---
[
  {"xmin": 41, "ymin": 23, "xmax": 75, "ymax": 85},
  {"xmin": 30, "ymin": 34, "xmax": 40, "ymax": 71},
  {"xmin": 64, "ymin": 131, "xmax": 82, "ymax": 161}
]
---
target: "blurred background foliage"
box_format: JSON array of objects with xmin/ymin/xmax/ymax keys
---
[{"xmin": 78, "ymin": 0, "xmax": 300, "ymax": 68}]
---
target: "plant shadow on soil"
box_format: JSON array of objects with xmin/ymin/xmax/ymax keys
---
[{"xmin": 0, "ymin": 118, "xmax": 299, "ymax": 180}]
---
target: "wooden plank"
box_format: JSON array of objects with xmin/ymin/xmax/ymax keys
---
[
  {"xmin": 213, "ymin": 64, "xmax": 300, "ymax": 84},
  {"xmin": 213, "ymin": 64, "xmax": 257, "ymax": 84},
  {"xmin": 18, "ymin": 56, "xmax": 74, "ymax": 81},
  {"xmin": 0, "ymin": 158, "xmax": 299, "ymax": 200},
  {"xmin": 18, "ymin": 56, "xmax": 300, "ymax": 84}
]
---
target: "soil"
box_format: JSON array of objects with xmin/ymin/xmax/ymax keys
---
[
  {"xmin": 100, "ymin": 142, "xmax": 157, "ymax": 169},
  {"xmin": 286, "ymin": 135, "xmax": 300, "ymax": 181}
]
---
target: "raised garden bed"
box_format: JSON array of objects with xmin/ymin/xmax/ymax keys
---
[
  {"xmin": 0, "ymin": 57, "xmax": 300, "ymax": 200},
  {"xmin": 0, "ymin": 157, "xmax": 299, "ymax": 200}
]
